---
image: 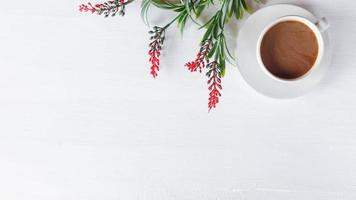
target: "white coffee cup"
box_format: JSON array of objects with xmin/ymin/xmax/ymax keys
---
[{"xmin": 256, "ymin": 16, "xmax": 329, "ymax": 82}]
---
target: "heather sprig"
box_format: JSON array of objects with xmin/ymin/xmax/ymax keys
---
[
  {"xmin": 148, "ymin": 26, "xmax": 166, "ymax": 78},
  {"xmin": 206, "ymin": 61, "xmax": 222, "ymax": 111},
  {"xmin": 79, "ymin": 0, "xmax": 134, "ymax": 17},
  {"xmin": 185, "ymin": 39, "xmax": 212, "ymax": 72}
]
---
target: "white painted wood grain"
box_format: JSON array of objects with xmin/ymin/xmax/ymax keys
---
[{"xmin": 0, "ymin": 0, "xmax": 356, "ymax": 199}]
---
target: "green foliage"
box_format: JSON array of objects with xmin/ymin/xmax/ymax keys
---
[
  {"xmin": 200, "ymin": 0, "xmax": 253, "ymax": 76},
  {"xmin": 141, "ymin": 0, "xmax": 257, "ymax": 76},
  {"xmin": 141, "ymin": 0, "xmax": 152, "ymax": 25},
  {"xmin": 141, "ymin": 0, "xmax": 208, "ymax": 33}
]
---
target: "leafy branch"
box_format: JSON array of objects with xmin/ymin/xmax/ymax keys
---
[{"xmin": 187, "ymin": 0, "xmax": 255, "ymax": 110}]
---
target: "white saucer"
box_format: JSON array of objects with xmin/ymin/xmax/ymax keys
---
[{"xmin": 236, "ymin": 4, "xmax": 332, "ymax": 98}]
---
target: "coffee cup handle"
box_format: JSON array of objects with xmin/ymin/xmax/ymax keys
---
[{"xmin": 315, "ymin": 17, "xmax": 329, "ymax": 33}]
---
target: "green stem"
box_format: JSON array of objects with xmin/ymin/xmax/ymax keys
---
[
  {"xmin": 163, "ymin": 14, "xmax": 181, "ymax": 29},
  {"xmin": 124, "ymin": 0, "xmax": 135, "ymax": 5}
]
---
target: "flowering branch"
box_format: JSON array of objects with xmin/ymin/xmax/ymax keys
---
[
  {"xmin": 79, "ymin": 0, "xmax": 134, "ymax": 17},
  {"xmin": 185, "ymin": 39, "xmax": 212, "ymax": 73},
  {"xmin": 148, "ymin": 26, "xmax": 166, "ymax": 78},
  {"xmin": 145, "ymin": 1, "xmax": 195, "ymax": 78},
  {"xmin": 185, "ymin": 0, "xmax": 254, "ymax": 111},
  {"xmin": 206, "ymin": 61, "xmax": 222, "ymax": 111}
]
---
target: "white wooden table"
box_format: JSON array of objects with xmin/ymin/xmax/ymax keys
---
[{"xmin": 0, "ymin": 0, "xmax": 356, "ymax": 199}]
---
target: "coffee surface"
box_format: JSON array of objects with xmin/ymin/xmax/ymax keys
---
[{"xmin": 260, "ymin": 21, "xmax": 319, "ymax": 79}]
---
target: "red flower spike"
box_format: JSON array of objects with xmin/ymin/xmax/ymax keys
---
[
  {"xmin": 79, "ymin": 0, "xmax": 129, "ymax": 17},
  {"xmin": 148, "ymin": 26, "xmax": 165, "ymax": 78},
  {"xmin": 185, "ymin": 39, "xmax": 212, "ymax": 73},
  {"xmin": 206, "ymin": 61, "xmax": 222, "ymax": 111},
  {"xmin": 79, "ymin": 3, "xmax": 96, "ymax": 13}
]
